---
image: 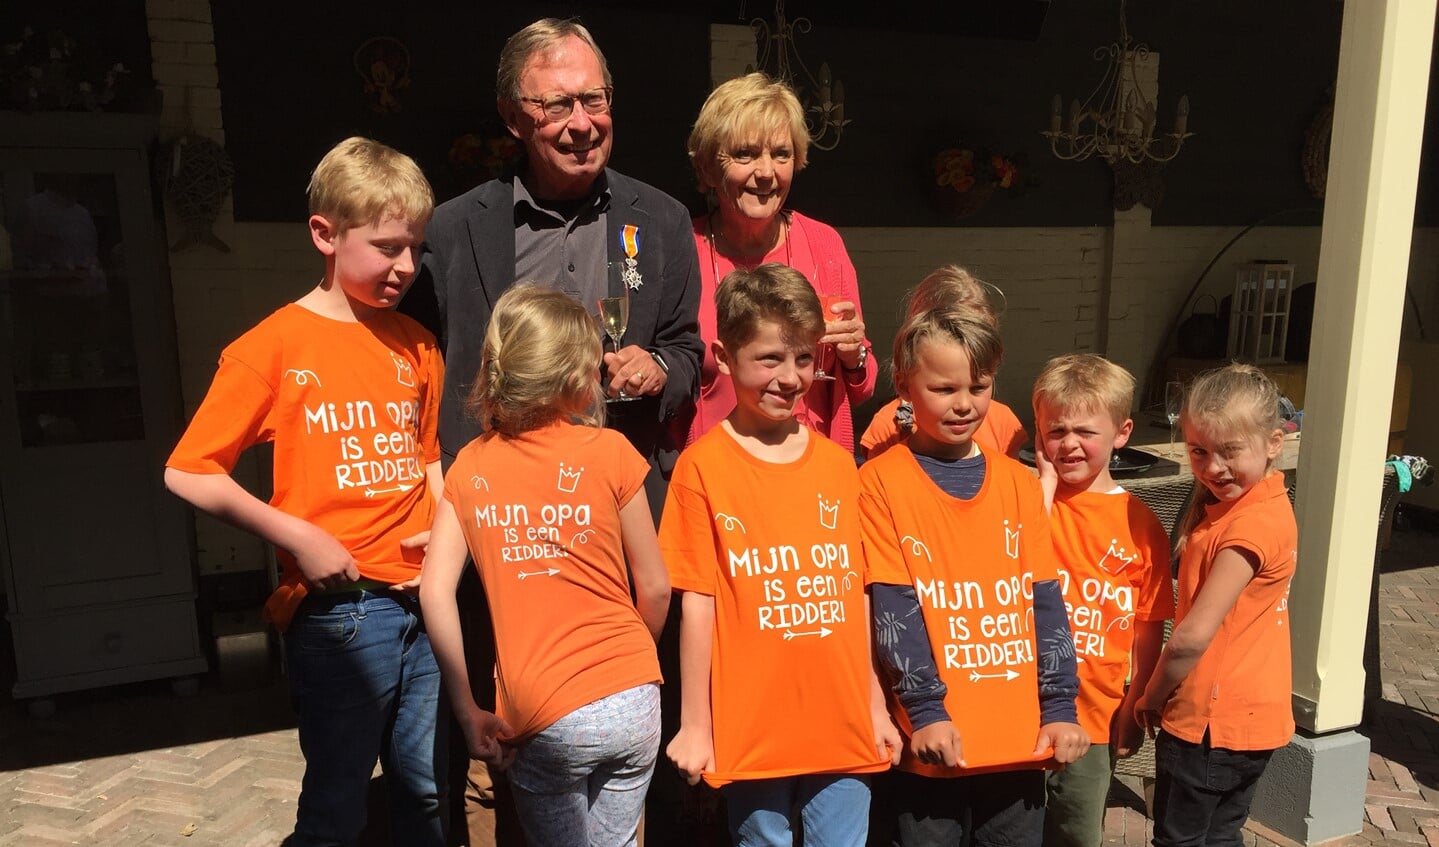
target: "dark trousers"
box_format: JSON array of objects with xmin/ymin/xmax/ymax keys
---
[
  {"xmin": 1152, "ymin": 731, "xmax": 1275, "ymax": 847},
  {"xmin": 875, "ymin": 768, "xmax": 1046, "ymax": 847}
]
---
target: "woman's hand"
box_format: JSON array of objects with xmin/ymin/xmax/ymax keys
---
[{"xmin": 821, "ymin": 299, "xmax": 868, "ymax": 371}]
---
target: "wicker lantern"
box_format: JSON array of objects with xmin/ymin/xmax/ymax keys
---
[{"xmin": 1228, "ymin": 262, "xmax": 1295, "ymax": 363}]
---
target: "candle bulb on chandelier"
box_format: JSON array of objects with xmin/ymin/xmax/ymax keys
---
[
  {"xmin": 1174, "ymin": 95, "xmax": 1190, "ymax": 136},
  {"xmin": 1049, "ymin": 94, "xmax": 1062, "ymax": 134},
  {"xmin": 1069, "ymin": 98, "xmax": 1082, "ymax": 134}
]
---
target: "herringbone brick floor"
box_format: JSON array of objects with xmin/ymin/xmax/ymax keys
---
[{"xmin": 1, "ymin": 525, "xmax": 1436, "ymax": 846}]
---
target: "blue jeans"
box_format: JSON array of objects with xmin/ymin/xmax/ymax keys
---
[
  {"xmin": 286, "ymin": 590, "xmax": 447, "ymax": 847},
  {"xmin": 724, "ymin": 773, "xmax": 872, "ymax": 847},
  {"xmin": 1152, "ymin": 731, "xmax": 1274, "ymax": 847}
]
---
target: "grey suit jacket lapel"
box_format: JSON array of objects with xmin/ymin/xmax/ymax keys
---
[{"xmin": 468, "ymin": 177, "xmax": 517, "ymax": 311}]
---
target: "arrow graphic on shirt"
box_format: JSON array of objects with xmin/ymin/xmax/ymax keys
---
[
  {"xmin": 364, "ymin": 484, "xmax": 413, "ymax": 497},
  {"xmin": 783, "ymin": 626, "xmax": 833, "ymax": 640},
  {"xmin": 969, "ymin": 669, "xmax": 1020, "ymax": 682},
  {"xmin": 517, "ymin": 568, "xmax": 561, "ymax": 580}
]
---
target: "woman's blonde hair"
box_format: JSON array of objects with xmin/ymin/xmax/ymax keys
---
[
  {"xmin": 687, "ymin": 73, "xmax": 810, "ymax": 190},
  {"xmin": 905, "ymin": 265, "xmax": 1002, "ymax": 328},
  {"xmin": 1173, "ymin": 363, "xmax": 1284, "ymax": 547},
  {"xmin": 467, "ymin": 283, "xmax": 604, "ymax": 435},
  {"xmin": 307, "ymin": 137, "xmax": 434, "ymax": 234},
  {"xmin": 891, "ymin": 303, "xmax": 1004, "ymax": 389}
]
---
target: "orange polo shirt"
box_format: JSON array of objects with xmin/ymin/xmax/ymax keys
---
[
  {"xmin": 444, "ymin": 422, "xmax": 661, "ymax": 741},
  {"xmin": 660, "ymin": 426, "xmax": 890, "ymax": 787},
  {"xmin": 860, "ymin": 443, "xmax": 1063, "ymax": 775},
  {"xmin": 1050, "ymin": 487, "xmax": 1174, "ymax": 742},
  {"xmin": 1161, "ymin": 472, "xmax": 1296, "ymax": 751},
  {"xmin": 861, "ymin": 397, "xmax": 1027, "ymax": 460}
]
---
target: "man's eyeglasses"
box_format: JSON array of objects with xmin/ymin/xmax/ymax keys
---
[{"xmin": 516, "ymin": 87, "xmax": 614, "ymax": 122}]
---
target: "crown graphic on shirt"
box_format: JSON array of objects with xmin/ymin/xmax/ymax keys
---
[
  {"xmin": 1004, "ymin": 520, "xmax": 1022, "ymax": 560},
  {"xmin": 390, "ymin": 352, "xmax": 416, "ymax": 388},
  {"xmin": 557, "ymin": 462, "xmax": 584, "ymax": 494},
  {"xmin": 817, "ymin": 494, "xmax": 839, "ymax": 530},
  {"xmin": 1098, "ymin": 538, "xmax": 1137, "ymax": 574}
]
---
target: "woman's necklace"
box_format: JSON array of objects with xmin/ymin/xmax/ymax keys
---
[{"xmin": 708, "ymin": 211, "xmax": 792, "ymax": 282}]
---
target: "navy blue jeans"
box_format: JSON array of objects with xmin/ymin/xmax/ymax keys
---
[
  {"xmin": 1152, "ymin": 731, "xmax": 1274, "ymax": 847},
  {"xmin": 286, "ymin": 590, "xmax": 447, "ymax": 846}
]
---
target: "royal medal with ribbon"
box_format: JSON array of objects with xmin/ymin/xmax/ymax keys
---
[{"xmin": 620, "ymin": 224, "xmax": 643, "ymax": 290}]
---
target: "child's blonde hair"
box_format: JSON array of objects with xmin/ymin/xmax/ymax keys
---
[
  {"xmin": 715, "ymin": 263, "xmax": 824, "ymax": 351},
  {"xmin": 892, "ymin": 303, "xmax": 1003, "ymax": 388},
  {"xmin": 1174, "ymin": 363, "xmax": 1284, "ymax": 546},
  {"xmin": 904, "ymin": 265, "xmax": 1002, "ymax": 328},
  {"xmin": 1032, "ymin": 354, "xmax": 1135, "ymax": 428},
  {"xmin": 307, "ymin": 137, "xmax": 434, "ymax": 234},
  {"xmin": 468, "ymin": 284, "xmax": 604, "ymax": 436}
]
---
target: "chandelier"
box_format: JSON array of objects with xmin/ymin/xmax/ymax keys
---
[
  {"xmin": 750, "ymin": 1, "xmax": 849, "ymax": 151},
  {"xmin": 1043, "ymin": 0, "xmax": 1191, "ymax": 165}
]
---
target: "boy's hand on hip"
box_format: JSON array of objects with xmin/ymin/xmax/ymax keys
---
[
  {"xmin": 1036, "ymin": 722, "xmax": 1090, "ymax": 765},
  {"xmin": 665, "ymin": 726, "xmax": 715, "ymax": 786},
  {"xmin": 294, "ymin": 524, "xmax": 360, "ymax": 590},
  {"xmin": 911, "ymin": 720, "xmax": 966, "ymax": 769}
]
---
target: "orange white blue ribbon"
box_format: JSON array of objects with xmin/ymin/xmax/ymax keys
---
[{"xmin": 619, "ymin": 225, "xmax": 643, "ymax": 289}]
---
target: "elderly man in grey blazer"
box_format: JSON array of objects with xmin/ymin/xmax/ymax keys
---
[
  {"xmin": 403, "ymin": 19, "xmax": 701, "ymax": 511},
  {"xmin": 399, "ymin": 16, "xmax": 701, "ymax": 847}
]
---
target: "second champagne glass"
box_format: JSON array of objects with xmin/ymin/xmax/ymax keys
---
[
  {"xmin": 1164, "ymin": 380, "xmax": 1184, "ymax": 459},
  {"xmin": 812, "ymin": 293, "xmax": 845, "ymax": 381}
]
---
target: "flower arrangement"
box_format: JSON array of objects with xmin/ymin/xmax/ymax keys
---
[
  {"xmin": 930, "ymin": 144, "xmax": 1029, "ymax": 217},
  {"xmin": 934, "ymin": 145, "xmax": 1026, "ymax": 192}
]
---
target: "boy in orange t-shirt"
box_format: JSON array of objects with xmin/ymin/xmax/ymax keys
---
[
  {"xmin": 164, "ymin": 138, "xmax": 447, "ymax": 845},
  {"xmin": 661, "ymin": 264, "xmax": 899, "ymax": 846},
  {"xmin": 861, "ymin": 295, "xmax": 1088, "ymax": 846},
  {"xmin": 1136, "ymin": 365, "xmax": 1297, "ymax": 847},
  {"xmin": 860, "ymin": 265, "xmax": 1028, "ymax": 462},
  {"xmin": 1031, "ymin": 354, "xmax": 1174, "ymax": 847}
]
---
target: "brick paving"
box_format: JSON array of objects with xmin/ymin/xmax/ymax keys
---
[{"xmin": 1, "ymin": 524, "xmax": 1436, "ymax": 846}]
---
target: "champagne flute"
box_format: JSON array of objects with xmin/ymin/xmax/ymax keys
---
[
  {"xmin": 597, "ymin": 289, "xmax": 639, "ymax": 402},
  {"xmin": 813, "ymin": 293, "xmax": 846, "ymax": 381},
  {"xmin": 1164, "ymin": 381, "xmax": 1184, "ymax": 459}
]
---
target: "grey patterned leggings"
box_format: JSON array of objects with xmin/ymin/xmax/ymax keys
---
[{"xmin": 507, "ymin": 683, "xmax": 661, "ymax": 847}]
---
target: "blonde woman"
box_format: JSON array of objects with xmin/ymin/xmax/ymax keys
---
[{"xmin": 686, "ymin": 72, "xmax": 876, "ymax": 452}]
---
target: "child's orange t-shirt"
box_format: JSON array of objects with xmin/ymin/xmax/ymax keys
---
[
  {"xmin": 444, "ymin": 422, "xmax": 661, "ymax": 741},
  {"xmin": 860, "ymin": 444, "xmax": 1062, "ymax": 776},
  {"xmin": 1049, "ymin": 487, "xmax": 1174, "ymax": 743},
  {"xmin": 166, "ymin": 304, "xmax": 443, "ymax": 630},
  {"xmin": 861, "ymin": 397, "xmax": 1027, "ymax": 460},
  {"xmin": 1162, "ymin": 472, "xmax": 1297, "ymax": 751},
  {"xmin": 659, "ymin": 426, "xmax": 890, "ymax": 787}
]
